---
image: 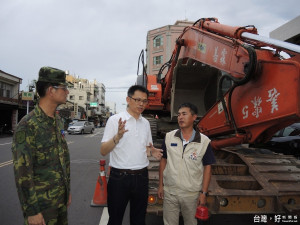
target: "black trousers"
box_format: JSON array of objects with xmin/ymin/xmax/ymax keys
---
[{"xmin": 107, "ymin": 168, "xmax": 149, "ymax": 225}]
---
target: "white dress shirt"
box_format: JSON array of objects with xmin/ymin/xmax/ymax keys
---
[{"xmin": 101, "ymin": 110, "xmax": 153, "ymax": 169}]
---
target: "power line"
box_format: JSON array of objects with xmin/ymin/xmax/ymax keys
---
[
  {"xmin": 106, "ymin": 87, "xmax": 129, "ymax": 89},
  {"xmin": 66, "ymin": 86, "xmax": 129, "ymax": 91},
  {"xmin": 106, "ymin": 90, "xmax": 128, "ymax": 92},
  {"xmin": 106, "ymin": 87, "xmax": 129, "ymax": 92}
]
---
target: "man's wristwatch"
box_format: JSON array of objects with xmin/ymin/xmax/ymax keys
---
[{"xmin": 200, "ymin": 190, "xmax": 208, "ymax": 196}]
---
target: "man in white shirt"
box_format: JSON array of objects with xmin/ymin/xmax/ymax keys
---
[{"xmin": 101, "ymin": 85, "xmax": 163, "ymax": 225}]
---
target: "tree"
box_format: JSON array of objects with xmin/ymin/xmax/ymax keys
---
[{"xmin": 28, "ymin": 79, "xmax": 37, "ymax": 92}]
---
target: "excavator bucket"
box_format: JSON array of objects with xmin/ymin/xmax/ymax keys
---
[{"xmin": 170, "ymin": 58, "xmax": 222, "ymax": 118}]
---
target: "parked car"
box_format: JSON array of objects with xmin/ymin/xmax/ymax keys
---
[
  {"xmin": 68, "ymin": 119, "xmax": 79, "ymax": 127},
  {"xmin": 251, "ymin": 123, "xmax": 300, "ymax": 158},
  {"xmin": 67, "ymin": 121, "xmax": 94, "ymax": 134}
]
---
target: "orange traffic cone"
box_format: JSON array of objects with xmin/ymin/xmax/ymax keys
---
[{"xmin": 90, "ymin": 159, "xmax": 107, "ymax": 207}]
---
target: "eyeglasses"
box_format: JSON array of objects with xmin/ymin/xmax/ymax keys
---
[
  {"xmin": 53, "ymin": 86, "xmax": 68, "ymax": 91},
  {"xmin": 129, "ymin": 96, "xmax": 148, "ymax": 104}
]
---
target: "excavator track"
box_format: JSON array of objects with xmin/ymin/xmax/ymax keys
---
[
  {"xmin": 207, "ymin": 147, "xmax": 300, "ymax": 214},
  {"xmin": 146, "ymin": 117, "xmax": 158, "ymax": 140}
]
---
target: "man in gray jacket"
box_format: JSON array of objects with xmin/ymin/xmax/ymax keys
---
[{"xmin": 158, "ymin": 102, "xmax": 216, "ymax": 225}]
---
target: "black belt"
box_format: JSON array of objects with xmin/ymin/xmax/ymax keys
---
[{"xmin": 111, "ymin": 167, "xmax": 147, "ymax": 175}]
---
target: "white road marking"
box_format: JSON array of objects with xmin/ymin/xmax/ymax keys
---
[
  {"xmin": 85, "ymin": 130, "xmax": 102, "ymax": 138},
  {"xmin": 70, "ymin": 159, "xmax": 99, "ymax": 164},
  {"xmin": 0, "ymin": 142, "xmax": 12, "ymax": 146},
  {"xmin": 99, "ymin": 207, "xmax": 109, "ymax": 225},
  {"xmin": 0, "ymin": 160, "xmax": 13, "ymax": 168}
]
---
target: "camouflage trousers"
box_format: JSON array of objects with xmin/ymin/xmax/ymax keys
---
[{"xmin": 24, "ymin": 205, "xmax": 68, "ymax": 225}]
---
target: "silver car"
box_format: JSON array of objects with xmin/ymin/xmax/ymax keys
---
[{"xmin": 67, "ymin": 121, "xmax": 94, "ymax": 134}]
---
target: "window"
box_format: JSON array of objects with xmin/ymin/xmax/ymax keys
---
[
  {"xmin": 70, "ymin": 95, "xmax": 75, "ymax": 100},
  {"xmin": 283, "ymin": 126, "xmax": 296, "ymax": 136},
  {"xmin": 153, "ymin": 55, "xmax": 163, "ymax": 65},
  {"xmin": 0, "ymin": 82, "xmax": 4, "ymax": 97},
  {"xmin": 221, "ymin": 75, "xmax": 233, "ymax": 94},
  {"xmin": 79, "ymin": 96, "xmax": 84, "ymax": 100},
  {"xmin": 153, "ymin": 35, "xmax": 163, "ymax": 47},
  {"xmin": 0, "ymin": 81, "xmax": 13, "ymax": 98}
]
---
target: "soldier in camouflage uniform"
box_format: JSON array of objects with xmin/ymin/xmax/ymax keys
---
[{"xmin": 12, "ymin": 67, "xmax": 71, "ymax": 225}]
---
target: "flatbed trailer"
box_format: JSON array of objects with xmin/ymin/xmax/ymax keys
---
[{"xmin": 147, "ymin": 144, "xmax": 300, "ymax": 215}]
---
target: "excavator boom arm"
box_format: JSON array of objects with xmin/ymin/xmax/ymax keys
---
[{"xmin": 159, "ymin": 18, "xmax": 300, "ymax": 149}]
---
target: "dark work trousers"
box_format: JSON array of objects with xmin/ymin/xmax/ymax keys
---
[{"xmin": 107, "ymin": 168, "xmax": 149, "ymax": 225}]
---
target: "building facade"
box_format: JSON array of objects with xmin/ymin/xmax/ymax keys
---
[
  {"xmin": 146, "ymin": 20, "xmax": 194, "ymax": 77},
  {"xmin": 105, "ymin": 101, "xmax": 117, "ymax": 115},
  {"xmin": 0, "ymin": 69, "xmax": 108, "ymax": 132},
  {"xmin": 0, "ymin": 70, "xmax": 22, "ymax": 133},
  {"xmin": 99, "ymin": 83, "xmax": 106, "ymax": 115},
  {"xmin": 63, "ymin": 74, "xmax": 106, "ymax": 125},
  {"xmin": 270, "ymin": 15, "xmax": 300, "ymax": 45},
  {"xmin": 90, "ymin": 80, "xmax": 106, "ymax": 120}
]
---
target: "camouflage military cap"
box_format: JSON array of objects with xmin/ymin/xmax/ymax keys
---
[{"xmin": 38, "ymin": 67, "xmax": 67, "ymax": 85}]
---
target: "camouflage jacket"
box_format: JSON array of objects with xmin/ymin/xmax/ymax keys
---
[{"xmin": 12, "ymin": 105, "xmax": 70, "ymax": 217}]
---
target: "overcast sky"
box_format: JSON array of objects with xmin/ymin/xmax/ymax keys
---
[{"xmin": 1, "ymin": 0, "xmax": 299, "ymax": 112}]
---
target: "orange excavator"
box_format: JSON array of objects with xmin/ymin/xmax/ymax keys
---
[
  {"xmin": 139, "ymin": 17, "xmax": 300, "ymax": 149},
  {"xmin": 138, "ymin": 18, "xmax": 300, "ymax": 215}
]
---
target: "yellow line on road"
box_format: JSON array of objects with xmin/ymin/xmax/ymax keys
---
[{"xmin": 0, "ymin": 160, "xmax": 13, "ymax": 168}]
